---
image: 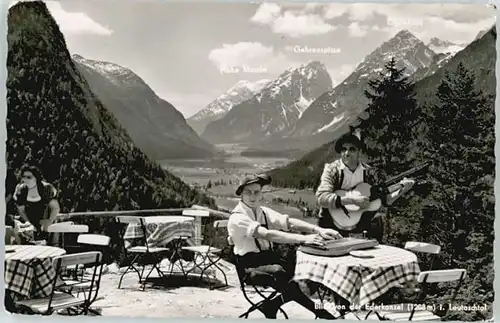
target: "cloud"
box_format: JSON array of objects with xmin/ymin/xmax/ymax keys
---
[
  {"xmin": 44, "ymin": 1, "xmax": 113, "ymax": 36},
  {"xmin": 250, "ymin": 3, "xmax": 281, "ymax": 24},
  {"xmin": 348, "ymin": 22, "xmax": 369, "ymax": 38},
  {"xmin": 322, "ymin": 3, "xmax": 495, "ymax": 42},
  {"xmin": 272, "ymin": 11, "xmax": 336, "ymax": 37},
  {"xmin": 208, "ymin": 42, "xmax": 274, "ymax": 69},
  {"xmin": 208, "ymin": 42, "xmax": 298, "ymax": 75},
  {"xmin": 250, "ymin": 3, "xmax": 335, "ymax": 38}
]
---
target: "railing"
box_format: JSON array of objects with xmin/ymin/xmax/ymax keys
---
[{"xmin": 55, "ymin": 205, "xmax": 231, "ymax": 245}]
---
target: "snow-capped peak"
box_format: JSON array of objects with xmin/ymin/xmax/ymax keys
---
[
  {"xmin": 426, "ymin": 37, "xmax": 466, "ymax": 55},
  {"xmin": 351, "ymin": 29, "xmax": 435, "ymax": 77},
  {"xmin": 72, "ymin": 54, "xmax": 131, "ymax": 78},
  {"xmin": 189, "ymin": 79, "xmax": 271, "ymax": 122}
]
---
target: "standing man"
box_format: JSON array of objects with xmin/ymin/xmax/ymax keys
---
[{"xmin": 315, "ymin": 131, "xmax": 414, "ymax": 240}]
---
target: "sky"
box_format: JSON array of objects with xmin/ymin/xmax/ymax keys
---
[{"xmin": 10, "ymin": 0, "xmax": 497, "ymax": 118}]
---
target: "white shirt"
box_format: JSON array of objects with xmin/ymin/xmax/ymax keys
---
[
  {"xmin": 339, "ymin": 160, "xmax": 365, "ymax": 190},
  {"xmin": 227, "ymin": 201, "xmax": 290, "ymax": 256}
]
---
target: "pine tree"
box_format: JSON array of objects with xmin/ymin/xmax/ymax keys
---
[
  {"xmin": 421, "ymin": 62, "xmax": 494, "ymax": 309},
  {"xmin": 354, "ymin": 57, "xmax": 422, "ymax": 178}
]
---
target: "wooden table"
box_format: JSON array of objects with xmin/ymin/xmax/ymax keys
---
[
  {"xmin": 294, "ymin": 245, "xmax": 420, "ymax": 310},
  {"xmin": 5, "ymin": 245, "xmax": 66, "ymax": 300}
]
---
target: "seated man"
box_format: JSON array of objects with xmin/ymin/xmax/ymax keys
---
[{"xmin": 228, "ymin": 173, "xmax": 342, "ymax": 319}]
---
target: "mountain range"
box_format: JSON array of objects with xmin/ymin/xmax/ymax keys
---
[
  {"xmin": 193, "ymin": 30, "xmax": 475, "ymax": 155},
  {"xmin": 73, "ymin": 54, "xmax": 217, "ymax": 160},
  {"xmin": 201, "ymin": 61, "xmax": 333, "ymax": 144},
  {"xmin": 268, "ymin": 25, "xmax": 496, "ymax": 188}
]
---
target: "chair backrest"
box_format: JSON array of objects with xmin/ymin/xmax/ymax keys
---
[
  {"xmin": 115, "ymin": 216, "xmax": 148, "ymax": 250},
  {"xmin": 405, "ymin": 241, "xmax": 441, "ymax": 255},
  {"xmin": 116, "ymin": 216, "xmax": 142, "ymax": 224},
  {"xmin": 214, "ymin": 220, "xmax": 228, "ymax": 229},
  {"xmin": 51, "ymin": 251, "xmax": 104, "ymax": 311},
  {"xmin": 78, "ymin": 234, "xmax": 111, "ymax": 246},
  {"xmin": 182, "ymin": 209, "xmax": 210, "ymax": 217},
  {"xmin": 52, "ymin": 221, "xmax": 75, "ymax": 226},
  {"xmin": 418, "ymin": 269, "xmax": 466, "ymax": 283},
  {"xmin": 409, "ymin": 269, "xmax": 466, "ymax": 320},
  {"xmin": 53, "ymin": 251, "xmax": 103, "ymax": 268},
  {"xmin": 48, "ymin": 223, "xmax": 89, "ymax": 233}
]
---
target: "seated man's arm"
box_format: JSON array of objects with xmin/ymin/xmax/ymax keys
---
[
  {"xmin": 316, "ymin": 164, "xmax": 351, "ymax": 209},
  {"xmin": 254, "ymin": 227, "xmax": 310, "ymax": 245},
  {"xmin": 229, "ymin": 212, "xmax": 310, "ymax": 245}
]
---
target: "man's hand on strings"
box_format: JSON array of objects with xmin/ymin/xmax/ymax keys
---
[
  {"xmin": 316, "ymin": 227, "xmax": 343, "ymax": 240},
  {"xmin": 303, "ymin": 234, "xmax": 326, "ymax": 246}
]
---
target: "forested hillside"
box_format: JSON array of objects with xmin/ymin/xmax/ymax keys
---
[{"xmin": 6, "ymin": 1, "xmax": 214, "ymax": 214}]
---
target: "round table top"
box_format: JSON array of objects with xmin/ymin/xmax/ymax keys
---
[
  {"xmin": 297, "ymin": 244, "xmax": 418, "ymax": 268},
  {"xmin": 143, "ymin": 216, "xmax": 194, "ymax": 224},
  {"xmin": 5, "ymin": 245, "xmax": 66, "ymax": 261}
]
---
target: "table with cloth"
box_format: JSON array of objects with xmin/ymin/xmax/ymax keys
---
[
  {"xmin": 123, "ymin": 216, "xmax": 196, "ymax": 247},
  {"xmin": 4, "ymin": 245, "xmax": 66, "ymax": 312},
  {"xmin": 123, "ymin": 216, "xmax": 197, "ymax": 274},
  {"xmin": 294, "ymin": 244, "xmax": 420, "ymax": 312}
]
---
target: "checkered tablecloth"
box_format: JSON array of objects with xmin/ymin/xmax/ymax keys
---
[
  {"xmin": 4, "ymin": 245, "xmax": 66, "ymax": 299},
  {"xmin": 294, "ymin": 245, "xmax": 420, "ymax": 307},
  {"xmin": 123, "ymin": 216, "xmax": 195, "ymax": 247}
]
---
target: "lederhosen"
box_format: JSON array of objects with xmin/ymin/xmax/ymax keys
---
[
  {"xmin": 235, "ymin": 211, "xmax": 293, "ymax": 288},
  {"xmin": 318, "ymin": 168, "xmax": 385, "ymax": 242}
]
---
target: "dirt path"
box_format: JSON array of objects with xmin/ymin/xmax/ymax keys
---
[{"xmin": 92, "ymin": 259, "xmax": 354, "ymax": 320}]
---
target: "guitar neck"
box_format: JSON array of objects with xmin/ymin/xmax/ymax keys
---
[{"xmin": 383, "ymin": 162, "xmax": 430, "ymax": 186}]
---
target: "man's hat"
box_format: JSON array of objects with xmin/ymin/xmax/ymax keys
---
[
  {"xmin": 235, "ymin": 173, "xmax": 272, "ymax": 196},
  {"xmin": 334, "ymin": 131, "xmax": 365, "ymax": 153}
]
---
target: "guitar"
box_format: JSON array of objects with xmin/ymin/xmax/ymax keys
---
[{"xmin": 326, "ymin": 162, "xmax": 431, "ymax": 231}]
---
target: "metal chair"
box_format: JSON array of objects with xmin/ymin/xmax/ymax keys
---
[
  {"xmin": 181, "ymin": 220, "xmax": 228, "ymax": 289},
  {"xmin": 115, "ymin": 216, "xmax": 169, "ymax": 290},
  {"xmin": 371, "ymin": 269, "xmax": 467, "ymax": 321},
  {"xmin": 228, "ymin": 236, "xmax": 288, "ymax": 319},
  {"xmin": 59, "ymin": 234, "xmax": 111, "ymax": 315},
  {"xmin": 47, "ymin": 222, "xmax": 88, "ymax": 250},
  {"xmin": 16, "ymin": 251, "xmax": 103, "ymax": 315}
]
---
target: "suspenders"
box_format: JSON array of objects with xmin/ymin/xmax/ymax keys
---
[{"xmin": 253, "ymin": 210, "xmax": 273, "ymax": 252}]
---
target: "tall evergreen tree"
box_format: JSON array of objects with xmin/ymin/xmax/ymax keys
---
[
  {"xmin": 420, "ymin": 62, "xmax": 494, "ymax": 317},
  {"xmin": 351, "ymin": 58, "xmax": 423, "ymax": 242},
  {"xmin": 354, "ymin": 57, "xmax": 422, "ymax": 178}
]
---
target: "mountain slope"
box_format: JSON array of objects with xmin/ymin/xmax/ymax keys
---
[
  {"xmin": 201, "ymin": 61, "xmax": 332, "ymax": 144},
  {"xmin": 6, "ymin": 1, "xmax": 214, "ymax": 214},
  {"xmin": 289, "ymin": 30, "xmax": 435, "ymax": 138},
  {"xmin": 73, "ymin": 54, "xmax": 216, "ymax": 160},
  {"xmin": 187, "ymin": 79, "xmax": 270, "ymax": 134},
  {"xmin": 268, "ymin": 26, "xmax": 496, "ymax": 188}
]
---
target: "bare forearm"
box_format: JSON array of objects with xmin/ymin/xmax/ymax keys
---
[
  {"xmin": 289, "ymin": 218, "xmax": 319, "ymax": 234},
  {"xmin": 257, "ymin": 229, "xmax": 306, "ymax": 245},
  {"xmin": 17, "ymin": 207, "xmax": 29, "ymax": 222},
  {"xmin": 48, "ymin": 202, "xmax": 60, "ymax": 222}
]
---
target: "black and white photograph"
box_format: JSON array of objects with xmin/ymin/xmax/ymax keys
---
[{"xmin": 3, "ymin": 0, "xmax": 496, "ymax": 321}]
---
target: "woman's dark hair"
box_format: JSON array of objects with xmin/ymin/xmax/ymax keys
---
[{"xmin": 19, "ymin": 165, "xmax": 43, "ymax": 183}]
